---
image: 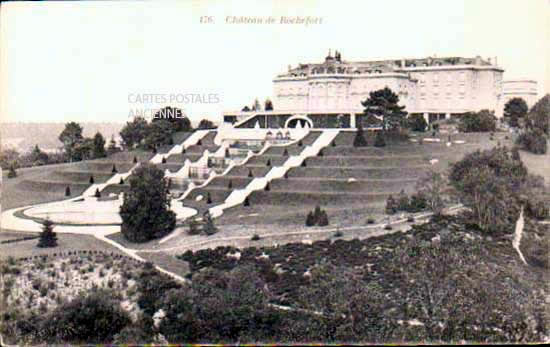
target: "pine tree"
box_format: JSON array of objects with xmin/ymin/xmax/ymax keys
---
[
  {"xmin": 181, "ymin": 147, "xmax": 186, "ymax": 154},
  {"xmin": 385, "ymin": 194, "xmax": 397, "ymax": 214},
  {"xmin": 89, "ymin": 175, "xmax": 95, "ymax": 184},
  {"xmin": 284, "ymin": 171, "xmax": 289, "ymax": 179},
  {"xmin": 203, "ymin": 211, "xmax": 218, "ymax": 235},
  {"xmin": 119, "ymin": 177, "xmax": 124, "ymax": 185},
  {"xmin": 301, "ymin": 159, "xmax": 307, "ymax": 167},
  {"xmin": 353, "ymin": 124, "xmax": 368, "ymax": 147},
  {"xmin": 313, "ymin": 205, "xmax": 322, "ymax": 222},
  {"xmin": 37, "ymin": 219, "xmax": 57, "ymax": 248},
  {"xmin": 65, "ymin": 186, "xmax": 71, "ymax": 197},
  {"xmin": 94, "ymin": 188, "xmax": 101, "ymax": 198},
  {"xmin": 264, "ymin": 182, "xmax": 270, "ymax": 191},
  {"xmin": 243, "ymin": 196, "xmax": 250, "ymax": 207},
  {"xmin": 248, "ymin": 169, "xmax": 253, "ymax": 178},
  {"xmin": 197, "ymin": 139, "xmax": 202, "ymax": 146},
  {"xmin": 317, "ymin": 210, "xmax": 329, "ymax": 226},
  {"xmin": 133, "ymin": 156, "xmax": 138, "ymax": 164},
  {"xmin": 298, "ymin": 140, "xmax": 303, "ymax": 146},
  {"xmin": 152, "ymin": 147, "xmax": 157, "ymax": 154},
  {"xmin": 318, "ymin": 149, "xmax": 324, "ymax": 156},
  {"xmin": 228, "ymin": 180, "xmax": 233, "ymax": 189},
  {"xmin": 283, "ymin": 148, "xmax": 289, "ymax": 156},
  {"xmin": 112, "ymin": 164, "xmax": 117, "ymax": 173},
  {"xmin": 374, "ymin": 131, "xmax": 386, "ymax": 147},
  {"xmin": 331, "ymin": 140, "xmax": 336, "ymax": 147},
  {"xmin": 162, "ymin": 157, "xmax": 167, "ymax": 164},
  {"xmin": 266, "ymin": 158, "xmax": 271, "ymax": 166},
  {"xmin": 7, "ymin": 164, "xmax": 17, "ymax": 178},
  {"xmin": 206, "ymin": 192, "xmax": 212, "ymax": 204},
  {"xmin": 305, "ymin": 211, "xmax": 316, "ymax": 227}
]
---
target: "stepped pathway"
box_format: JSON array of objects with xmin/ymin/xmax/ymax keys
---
[
  {"xmin": 86, "ymin": 130, "xmax": 212, "ymax": 196},
  {"xmin": 209, "ymin": 130, "xmax": 339, "ymax": 218}
]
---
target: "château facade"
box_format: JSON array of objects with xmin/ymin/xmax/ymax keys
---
[{"xmin": 224, "ymin": 51, "xmax": 537, "ymax": 128}]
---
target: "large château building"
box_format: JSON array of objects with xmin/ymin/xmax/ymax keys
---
[{"xmin": 224, "ymin": 51, "xmax": 537, "ymax": 128}]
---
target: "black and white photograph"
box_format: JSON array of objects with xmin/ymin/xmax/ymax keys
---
[{"xmin": 0, "ymin": 0, "xmax": 548, "ymax": 345}]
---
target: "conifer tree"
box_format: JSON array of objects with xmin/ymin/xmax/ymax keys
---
[
  {"xmin": 266, "ymin": 158, "xmax": 271, "ymax": 166},
  {"xmin": 37, "ymin": 219, "xmax": 58, "ymax": 248},
  {"xmin": 264, "ymin": 182, "xmax": 270, "ymax": 191},
  {"xmin": 162, "ymin": 157, "xmax": 167, "ymax": 164},
  {"xmin": 305, "ymin": 211, "xmax": 316, "ymax": 227},
  {"xmin": 7, "ymin": 164, "xmax": 17, "ymax": 178},
  {"xmin": 283, "ymin": 148, "xmax": 289, "ymax": 156},
  {"xmin": 301, "ymin": 159, "xmax": 307, "ymax": 167},
  {"xmin": 112, "ymin": 164, "xmax": 117, "ymax": 173},
  {"xmin": 244, "ymin": 196, "xmax": 250, "ymax": 206},
  {"xmin": 94, "ymin": 188, "xmax": 101, "ymax": 198},
  {"xmin": 385, "ymin": 194, "xmax": 398, "ymax": 214},
  {"xmin": 206, "ymin": 192, "xmax": 212, "ymax": 204},
  {"xmin": 353, "ymin": 124, "xmax": 368, "ymax": 147},
  {"xmin": 248, "ymin": 169, "xmax": 253, "ymax": 178},
  {"xmin": 89, "ymin": 175, "xmax": 95, "ymax": 184},
  {"xmin": 119, "ymin": 177, "xmax": 124, "ymax": 185},
  {"xmin": 317, "ymin": 210, "xmax": 329, "ymax": 226},
  {"xmin": 133, "ymin": 156, "xmax": 138, "ymax": 164},
  {"xmin": 65, "ymin": 186, "xmax": 71, "ymax": 197},
  {"xmin": 228, "ymin": 179, "xmax": 233, "ymax": 189},
  {"xmin": 374, "ymin": 131, "xmax": 386, "ymax": 147}
]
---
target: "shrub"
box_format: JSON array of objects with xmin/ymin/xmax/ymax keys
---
[
  {"xmin": 305, "ymin": 211, "xmax": 316, "ymax": 227},
  {"xmin": 407, "ymin": 216, "xmax": 415, "ymax": 223},
  {"xmin": 283, "ymin": 148, "xmax": 289, "ymax": 156},
  {"xmin": 334, "ymin": 230, "xmax": 343, "ymax": 237},
  {"xmin": 367, "ymin": 218, "xmax": 375, "ymax": 224},
  {"xmin": 384, "ymin": 225, "xmax": 393, "ymax": 230},
  {"xmin": 133, "ymin": 156, "xmax": 138, "ymax": 164},
  {"xmin": 37, "ymin": 219, "xmax": 58, "ymax": 248},
  {"xmin": 317, "ymin": 211, "xmax": 329, "ymax": 226},
  {"xmin": 353, "ymin": 124, "xmax": 368, "ymax": 147},
  {"xmin": 298, "ymin": 140, "xmax": 303, "ymax": 146},
  {"xmin": 516, "ymin": 129, "xmax": 547, "ymax": 154},
  {"xmin": 89, "ymin": 175, "xmax": 95, "ymax": 184},
  {"xmin": 161, "ymin": 157, "xmax": 167, "ymax": 164},
  {"xmin": 248, "ymin": 169, "xmax": 253, "ymax": 178},
  {"xmin": 385, "ymin": 195, "xmax": 398, "ymax": 215},
  {"xmin": 264, "ymin": 182, "xmax": 270, "ymax": 191},
  {"xmin": 227, "ymin": 180, "xmax": 233, "ymax": 189},
  {"xmin": 7, "ymin": 164, "xmax": 17, "ymax": 178},
  {"xmin": 119, "ymin": 177, "xmax": 124, "ymax": 185},
  {"xmin": 266, "ymin": 158, "xmax": 271, "ymax": 166},
  {"xmin": 206, "ymin": 192, "xmax": 212, "ymax": 204},
  {"xmin": 251, "ymin": 234, "xmax": 261, "ymax": 241},
  {"xmin": 408, "ymin": 114, "xmax": 427, "ymax": 132},
  {"xmin": 65, "ymin": 186, "xmax": 71, "ymax": 196},
  {"xmin": 243, "ymin": 196, "xmax": 250, "ymax": 207},
  {"xmin": 458, "ymin": 110, "xmax": 497, "ymax": 132},
  {"xmin": 301, "ymin": 159, "xmax": 307, "ymax": 167},
  {"xmin": 94, "ymin": 188, "xmax": 101, "ymax": 198},
  {"xmin": 112, "ymin": 164, "xmax": 117, "ymax": 173},
  {"xmin": 374, "ymin": 131, "xmax": 386, "ymax": 147}
]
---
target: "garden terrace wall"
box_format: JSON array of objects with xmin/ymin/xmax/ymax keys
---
[
  {"xmin": 51, "ymin": 170, "xmax": 113, "ymax": 183},
  {"xmin": 226, "ymin": 165, "xmax": 272, "ymax": 177},
  {"xmin": 269, "ymin": 177, "xmax": 417, "ymax": 194},
  {"xmin": 287, "ymin": 166, "xmax": 430, "ymax": 180},
  {"xmin": 305, "ymin": 156, "xmax": 428, "ymax": 168},
  {"xmin": 183, "ymin": 187, "xmax": 233, "ymax": 207},
  {"xmin": 263, "ymin": 146, "xmax": 303, "ymax": 156},
  {"xmin": 323, "ymin": 145, "xmax": 447, "ymax": 156},
  {"xmin": 185, "ymin": 144, "xmax": 219, "ymax": 155},
  {"xmin": 206, "ymin": 176, "xmax": 253, "ymax": 189},
  {"xmin": 155, "ymin": 163, "xmax": 184, "ymax": 172},
  {"xmin": 247, "ymin": 190, "xmax": 390, "ymax": 206},
  {"xmin": 102, "ymin": 184, "xmax": 130, "ymax": 195},
  {"xmin": 245, "ymin": 155, "xmax": 288, "ymax": 166},
  {"xmin": 71, "ymin": 161, "xmax": 135, "ymax": 173},
  {"xmin": 166, "ymin": 153, "xmax": 202, "ymax": 163},
  {"xmin": 108, "ymin": 151, "xmax": 155, "ymax": 162},
  {"xmin": 18, "ymin": 180, "xmax": 90, "ymax": 194}
]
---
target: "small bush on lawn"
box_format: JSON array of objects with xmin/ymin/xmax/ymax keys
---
[
  {"xmin": 305, "ymin": 206, "xmax": 330, "ymax": 227},
  {"xmin": 367, "ymin": 218, "xmax": 375, "ymax": 224},
  {"xmin": 374, "ymin": 131, "xmax": 386, "ymax": 147},
  {"xmin": 65, "ymin": 186, "xmax": 71, "ymax": 196},
  {"xmin": 384, "ymin": 225, "xmax": 393, "ymax": 230},
  {"xmin": 251, "ymin": 234, "xmax": 261, "ymax": 241}
]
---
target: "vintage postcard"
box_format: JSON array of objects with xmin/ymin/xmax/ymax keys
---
[{"xmin": 0, "ymin": 0, "xmax": 548, "ymax": 345}]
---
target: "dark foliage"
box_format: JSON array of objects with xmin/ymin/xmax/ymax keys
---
[{"xmin": 37, "ymin": 219, "xmax": 57, "ymax": 248}]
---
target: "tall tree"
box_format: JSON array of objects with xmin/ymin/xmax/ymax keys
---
[
  {"xmin": 120, "ymin": 116, "xmax": 149, "ymax": 149},
  {"xmin": 29, "ymin": 145, "xmax": 49, "ymax": 166},
  {"xmin": 120, "ymin": 164, "xmax": 176, "ymax": 242},
  {"xmin": 361, "ymin": 87, "xmax": 407, "ymax": 131},
  {"xmin": 265, "ymin": 99, "xmax": 274, "ymax": 111},
  {"xmin": 197, "ymin": 119, "xmax": 216, "ymax": 129},
  {"xmin": 525, "ymin": 94, "xmax": 549, "ymax": 135},
  {"xmin": 92, "ymin": 132, "xmax": 107, "ymax": 158},
  {"xmin": 504, "ymin": 97, "xmax": 528, "ymax": 128},
  {"xmin": 416, "ymin": 170, "xmax": 446, "ymax": 215},
  {"xmin": 58, "ymin": 122, "xmax": 83, "ymax": 161},
  {"xmin": 144, "ymin": 120, "xmax": 174, "ymax": 150}
]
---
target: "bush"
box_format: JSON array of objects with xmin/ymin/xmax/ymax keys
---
[
  {"xmin": 317, "ymin": 211, "xmax": 329, "ymax": 226},
  {"xmin": 408, "ymin": 114, "xmax": 427, "ymax": 132},
  {"xmin": 407, "ymin": 216, "xmax": 415, "ymax": 223},
  {"xmin": 353, "ymin": 124, "xmax": 368, "ymax": 147},
  {"xmin": 251, "ymin": 234, "xmax": 261, "ymax": 241},
  {"xmin": 7, "ymin": 165, "xmax": 17, "ymax": 178},
  {"xmin": 37, "ymin": 219, "xmax": 58, "ymax": 248},
  {"xmin": 112, "ymin": 164, "xmax": 117, "ymax": 173},
  {"xmin": 65, "ymin": 186, "xmax": 71, "ymax": 197},
  {"xmin": 374, "ymin": 131, "xmax": 386, "ymax": 147},
  {"xmin": 161, "ymin": 157, "xmax": 167, "ymax": 164},
  {"xmin": 305, "ymin": 211, "xmax": 316, "ymax": 227},
  {"xmin": 334, "ymin": 230, "xmax": 343, "ymax": 237},
  {"xmin": 516, "ymin": 129, "xmax": 547, "ymax": 154},
  {"xmin": 385, "ymin": 195, "xmax": 398, "ymax": 215},
  {"xmin": 94, "ymin": 188, "xmax": 101, "ymax": 198},
  {"xmin": 119, "ymin": 177, "xmax": 124, "ymax": 185},
  {"xmin": 133, "ymin": 156, "xmax": 138, "ymax": 164},
  {"xmin": 206, "ymin": 192, "xmax": 212, "ymax": 204},
  {"xmin": 243, "ymin": 196, "xmax": 250, "ymax": 207},
  {"xmin": 458, "ymin": 110, "xmax": 497, "ymax": 132},
  {"xmin": 89, "ymin": 175, "xmax": 95, "ymax": 184},
  {"xmin": 384, "ymin": 225, "xmax": 393, "ymax": 230}
]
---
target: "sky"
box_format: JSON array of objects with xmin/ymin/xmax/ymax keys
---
[{"xmin": 0, "ymin": 0, "xmax": 548, "ymax": 124}]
